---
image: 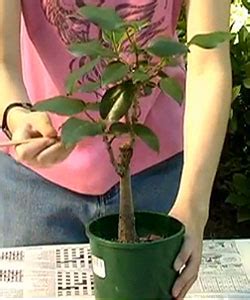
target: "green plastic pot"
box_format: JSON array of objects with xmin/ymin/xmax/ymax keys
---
[{"xmin": 86, "ymin": 211, "xmax": 185, "ymax": 300}]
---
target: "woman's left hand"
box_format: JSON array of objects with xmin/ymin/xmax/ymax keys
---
[{"xmin": 169, "ymin": 204, "xmax": 207, "ymax": 299}]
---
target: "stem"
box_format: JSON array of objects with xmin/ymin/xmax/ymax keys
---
[
  {"xmin": 118, "ymin": 167, "xmax": 138, "ymax": 242},
  {"xmin": 111, "ymin": 32, "xmax": 119, "ymax": 56},
  {"xmin": 125, "ymin": 113, "xmax": 136, "ymax": 153},
  {"xmin": 148, "ymin": 58, "xmax": 168, "ymax": 81},
  {"xmin": 131, "ymin": 97, "xmax": 139, "ymax": 123},
  {"xmin": 103, "ymin": 135, "xmax": 121, "ymax": 176},
  {"xmin": 126, "ymin": 30, "xmax": 139, "ymax": 68}
]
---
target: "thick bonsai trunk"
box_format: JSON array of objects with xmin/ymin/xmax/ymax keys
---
[{"xmin": 118, "ymin": 169, "xmax": 138, "ymax": 243}]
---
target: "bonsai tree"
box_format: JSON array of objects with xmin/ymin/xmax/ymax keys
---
[{"xmin": 35, "ymin": 5, "xmax": 231, "ymax": 243}]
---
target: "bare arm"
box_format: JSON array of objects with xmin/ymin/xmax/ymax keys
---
[
  {"xmin": 0, "ymin": 1, "xmax": 30, "ymax": 125},
  {"xmin": 0, "ymin": 1, "xmax": 74, "ymax": 167},
  {"xmin": 170, "ymin": 1, "xmax": 232, "ymax": 298},
  {"xmin": 174, "ymin": 0, "xmax": 232, "ymax": 223}
]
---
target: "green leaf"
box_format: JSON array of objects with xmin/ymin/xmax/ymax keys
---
[
  {"xmin": 68, "ymin": 40, "xmax": 115, "ymax": 58},
  {"xmin": 80, "ymin": 5, "xmax": 124, "ymax": 31},
  {"xmin": 243, "ymin": 78, "xmax": 250, "ymax": 89},
  {"xmin": 100, "ymin": 81, "xmax": 135, "ymax": 121},
  {"xmin": 147, "ymin": 37, "xmax": 188, "ymax": 57},
  {"xmin": 101, "ymin": 62, "xmax": 129, "ymax": 85},
  {"xmin": 112, "ymin": 19, "xmax": 149, "ymax": 38},
  {"xmin": 225, "ymin": 194, "xmax": 249, "ymax": 207},
  {"xmin": 245, "ymin": 62, "xmax": 250, "ymax": 78},
  {"xmin": 238, "ymin": 26, "xmax": 249, "ymax": 45},
  {"xmin": 66, "ymin": 57, "xmax": 100, "ymax": 94},
  {"xmin": 118, "ymin": 19, "xmax": 150, "ymax": 39},
  {"xmin": 188, "ymin": 32, "xmax": 231, "ymax": 49},
  {"xmin": 107, "ymin": 81, "xmax": 135, "ymax": 121},
  {"xmin": 126, "ymin": 19, "xmax": 150, "ymax": 31},
  {"xmin": 232, "ymin": 85, "xmax": 241, "ymax": 101},
  {"xmin": 109, "ymin": 122, "xmax": 130, "ymax": 135},
  {"xmin": 34, "ymin": 96, "xmax": 86, "ymax": 115},
  {"xmin": 77, "ymin": 81, "xmax": 101, "ymax": 93},
  {"xmin": 85, "ymin": 102, "xmax": 100, "ymax": 111},
  {"xmin": 229, "ymin": 113, "xmax": 238, "ymax": 133},
  {"xmin": 102, "ymin": 29, "xmax": 126, "ymax": 47},
  {"xmin": 61, "ymin": 117, "xmax": 103, "ymax": 146},
  {"xmin": 242, "ymin": 0, "xmax": 250, "ymax": 11},
  {"xmin": 133, "ymin": 124, "xmax": 160, "ymax": 152},
  {"xmin": 100, "ymin": 85, "xmax": 122, "ymax": 119},
  {"xmin": 233, "ymin": 174, "xmax": 247, "ymax": 189},
  {"xmin": 159, "ymin": 77, "xmax": 183, "ymax": 104},
  {"xmin": 233, "ymin": 174, "xmax": 250, "ymax": 197},
  {"xmin": 132, "ymin": 69, "xmax": 150, "ymax": 84}
]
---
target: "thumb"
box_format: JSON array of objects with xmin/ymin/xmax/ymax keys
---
[
  {"xmin": 174, "ymin": 239, "xmax": 192, "ymax": 272},
  {"xmin": 12, "ymin": 124, "xmax": 33, "ymax": 141},
  {"xmin": 30, "ymin": 112, "xmax": 57, "ymax": 138}
]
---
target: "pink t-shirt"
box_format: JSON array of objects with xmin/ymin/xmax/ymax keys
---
[{"xmin": 2, "ymin": 0, "xmax": 185, "ymax": 195}]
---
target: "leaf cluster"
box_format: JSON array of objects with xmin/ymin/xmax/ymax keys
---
[{"xmin": 34, "ymin": 5, "xmax": 231, "ymax": 173}]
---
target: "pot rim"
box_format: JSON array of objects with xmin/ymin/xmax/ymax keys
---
[{"xmin": 86, "ymin": 211, "xmax": 185, "ymax": 249}]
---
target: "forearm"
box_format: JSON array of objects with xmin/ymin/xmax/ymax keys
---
[
  {"xmin": 0, "ymin": 62, "xmax": 30, "ymax": 126},
  {"xmin": 176, "ymin": 50, "xmax": 232, "ymax": 220},
  {"xmin": 170, "ymin": 3, "xmax": 231, "ymax": 297},
  {"xmin": 0, "ymin": 0, "xmax": 28, "ymax": 123}
]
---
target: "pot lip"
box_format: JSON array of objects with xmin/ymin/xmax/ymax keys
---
[{"xmin": 86, "ymin": 211, "xmax": 185, "ymax": 249}]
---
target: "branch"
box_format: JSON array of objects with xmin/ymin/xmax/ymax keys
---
[
  {"xmin": 117, "ymin": 113, "xmax": 135, "ymax": 175},
  {"xmin": 103, "ymin": 135, "xmax": 121, "ymax": 176},
  {"xmin": 111, "ymin": 31, "xmax": 119, "ymax": 56},
  {"xmin": 126, "ymin": 29, "xmax": 139, "ymax": 67},
  {"xmin": 148, "ymin": 58, "xmax": 168, "ymax": 81}
]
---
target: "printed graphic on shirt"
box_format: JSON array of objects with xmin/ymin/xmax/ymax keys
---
[{"xmin": 40, "ymin": 0, "xmax": 170, "ymax": 93}]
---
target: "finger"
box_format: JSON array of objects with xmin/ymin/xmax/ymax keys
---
[
  {"xmin": 30, "ymin": 112, "xmax": 57, "ymax": 138},
  {"xmin": 172, "ymin": 255, "xmax": 200, "ymax": 299},
  {"xmin": 36, "ymin": 142, "xmax": 74, "ymax": 165},
  {"xmin": 174, "ymin": 237, "xmax": 192, "ymax": 272},
  {"xmin": 13, "ymin": 126, "xmax": 56, "ymax": 162},
  {"xmin": 15, "ymin": 139, "xmax": 56, "ymax": 162},
  {"xmin": 175, "ymin": 275, "xmax": 197, "ymax": 300}
]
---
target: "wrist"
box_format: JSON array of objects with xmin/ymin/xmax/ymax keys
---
[
  {"xmin": 177, "ymin": 169, "xmax": 214, "ymax": 213},
  {"xmin": 173, "ymin": 193, "xmax": 209, "ymax": 229},
  {"xmin": 1, "ymin": 102, "xmax": 33, "ymax": 138},
  {"xmin": 180, "ymin": 160, "xmax": 218, "ymax": 196},
  {"xmin": 7, "ymin": 106, "xmax": 31, "ymax": 133}
]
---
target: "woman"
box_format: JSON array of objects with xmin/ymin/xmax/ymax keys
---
[{"xmin": 0, "ymin": 0, "xmax": 231, "ymax": 298}]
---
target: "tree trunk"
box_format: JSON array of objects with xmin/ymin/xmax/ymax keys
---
[{"xmin": 118, "ymin": 169, "xmax": 138, "ymax": 242}]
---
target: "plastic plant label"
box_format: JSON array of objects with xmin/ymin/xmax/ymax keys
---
[{"xmin": 92, "ymin": 255, "xmax": 106, "ymax": 278}]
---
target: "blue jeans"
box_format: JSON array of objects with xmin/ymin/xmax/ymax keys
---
[{"xmin": 0, "ymin": 151, "xmax": 183, "ymax": 247}]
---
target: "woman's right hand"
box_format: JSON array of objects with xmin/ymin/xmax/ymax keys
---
[{"xmin": 8, "ymin": 107, "xmax": 75, "ymax": 168}]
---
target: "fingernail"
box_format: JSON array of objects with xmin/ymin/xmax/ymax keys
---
[
  {"xmin": 172, "ymin": 288, "xmax": 179, "ymax": 299},
  {"xmin": 174, "ymin": 258, "xmax": 183, "ymax": 272}
]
